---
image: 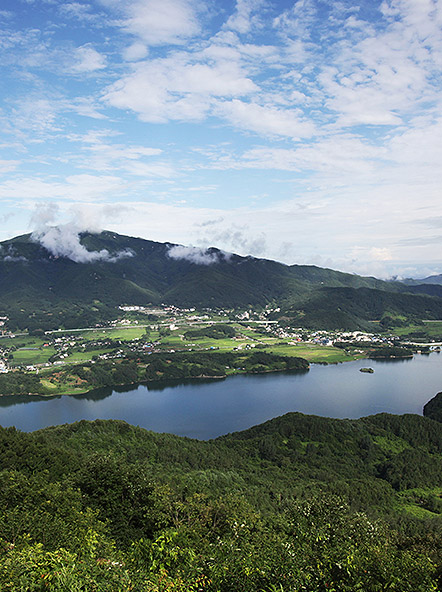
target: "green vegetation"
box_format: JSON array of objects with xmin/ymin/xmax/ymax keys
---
[
  {"xmin": 0, "ymin": 370, "xmax": 42, "ymax": 395},
  {"xmin": 0, "ymin": 352, "xmax": 309, "ymax": 396},
  {"xmin": 389, "ymin": 319, "xmax": 442, "ymax": 341},
  {"xmin": 144, "ymin": 351, "xmax": 309, "ymax": 381},
  {"xmin": 183, "ymin": 323, "xmax": 236, "ymax": 340},
  {"xmin": 2, "ymin": 230, "xmax": 442, "ymax": 332},
  {"xmin": 369, "ymin": 345, "xmax": 414, "ymax": 359},
  {"xmin": 3, "ymin": 307, "xmax": 436, "ymax": 395},
  {"xmin": 284, "ymin": 286, "xmax": 442, "ymax": 330},
  {"xmin": 1, "ymin": 412, "xmax": 442, "ymax": 590},
  {"xmin": 267, "ymin": 343, "xmax": 360, "ymax": 363},
  {"xmin": 424, "ymin": 391, "xmax": 442, "ymax": 422}
]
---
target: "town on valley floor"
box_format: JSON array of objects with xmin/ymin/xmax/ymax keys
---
[{"xmin": 0, "ymin": 305, "xmax": 436, "ymax": 386}]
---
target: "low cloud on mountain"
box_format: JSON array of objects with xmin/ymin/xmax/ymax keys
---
[
  {"xmin": 167, "ymin": 244, "xmax": 230, "ymax": 265},
  {"xmin": 32, "ymin": 224, "xmax": 133, "ymax": 264}
]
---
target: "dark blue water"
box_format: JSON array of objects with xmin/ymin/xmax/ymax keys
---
[{"xmin": 0, "ymin": 354, "xmax": 441, "ymax": 439}]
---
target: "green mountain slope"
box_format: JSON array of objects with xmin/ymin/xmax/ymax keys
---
[
  {"xmin": 403, "ymin": 273, "xmax": 442, "ymax": 286},
  {"xmin": 284, "ymin": 286, "xmax": 442, "ymax": 329},
  {"xmin": 1, "ymin": 230, "xmax": 442, "ymax": 330},
  {"xmin": 1, "ymin": 412, "xmax": 442, "ymax": 590}
]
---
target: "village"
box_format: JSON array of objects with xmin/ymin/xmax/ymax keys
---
[{"xmin": 0, "ymin": 303, "xmax": 434, "ymax": 375}]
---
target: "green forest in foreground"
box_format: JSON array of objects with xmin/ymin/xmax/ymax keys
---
[{"xmin": 1, "ymin": 410, "xmax": 442, "ymax": 591}]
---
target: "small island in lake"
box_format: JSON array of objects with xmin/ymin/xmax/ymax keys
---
[{"xmin": 359, "ymin": 367, "xmax": 374, "ymax": 373}]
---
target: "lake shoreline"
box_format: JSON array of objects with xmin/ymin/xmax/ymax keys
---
[
  {"xmin": 0, "ymin": 365, "xmax": 313, "ymax": 398},
  {"xmin": 0, "ymin": 353, "xmax": 439, "ymax": 437},
  {"xmin": 4, "ymin": 351, "xmax": 424, "ymax": 399}
]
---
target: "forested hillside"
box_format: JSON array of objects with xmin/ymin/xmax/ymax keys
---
[
  {"xmin": 2, "ymin": 230, "xmax": 442, "ymax": 331},
  {"xmin": 1, "ymin": 412, "xmax": 442, "ymax": 590}
]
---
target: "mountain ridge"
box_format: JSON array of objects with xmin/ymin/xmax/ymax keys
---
[{"xmin": 1, "ymin": 229, "xmax": 442, "ymax": 331}]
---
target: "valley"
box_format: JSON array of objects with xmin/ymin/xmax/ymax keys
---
[
  {"xmin": 1, "ymin": 231, "xmax": 442, "ymax": 590},
  {"xmin": 0, "ymin": 303, "xmax": 432, "ymax": 396}
]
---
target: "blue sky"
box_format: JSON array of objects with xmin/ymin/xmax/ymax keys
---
[{"xmin": 1, "ymin": 0, "xmax": 442, "ymax": 278}]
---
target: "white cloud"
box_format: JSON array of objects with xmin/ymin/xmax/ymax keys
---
[
  {"xmin": 167, "ymin": 245, "xmax": 224, "ymax": 265},
  {"xmin": 316, "ymin": 3, "xmax": 442, "ymax": 129},
  {"xmin": 9, "ymin": 98, "xmax": 60, "ymax": 136},
  {"xmin": 0, "ymin": 160, "xmax": 20, "ymax": 173},
  {"xmin": 103, "ymin": 54, "xmax": 257, "ymax": 122},
  {"xmin": 216, "ymin": 99, "xmax": 315, "ymax": 139},
  {"xmin": 123, "ymin": 42, "xmax": 148, "ymax": 61},
  {"xmin": 2, "ymin": 0, "xmax": 442, "ymax": 279},
  {"xmin": 65, "ymin": 98, "xmax": 107, "ymax": 120},
  {"xmin": 29, "ymin": 204, "xmax": 134, "ymax": 263},
  {"xmin": 370, "ymin": 247, "xmax": 393, "ymax": 261},
  {"xmin": 32, "ymin": 223, "xmax": 134, "ymax": 263},
  {"xmin": 81, "ymin": 138, "xmax": 162, "ymax": 163},
  {"xmin": 59, "ymin": 2, "xmax": 100, "ymax": 23},
  {"xmin": 67, "ymin": 134, "xmax": 173, "ymax": 178},
  {"xmin": 0, "ymin": 175, "xmax": 126, "ymax": 202},
  {"xmin": 201, "ymin": 133, "xmax": 384, "ymax": 177},
  {"xmin": 71, "ymin": 45, "xmax": 106, "ymax": 73},
  {"xmin": 272, "ymin": 0, "xmax": 318, "ymax": 39},
  {"xmin": 123, "ymin": 0, "xmax": 201, "ymax": 46},
  {"xmin": 224, "ymin": 0, "xmax": 266, "ymax": 34},
  {"xmin": 387, "ymin": 116, "xmax": 442, "ymax": 175},
  {"xmin": 195, "ymin": 223, "xmax": 268, "ymax": 257}
]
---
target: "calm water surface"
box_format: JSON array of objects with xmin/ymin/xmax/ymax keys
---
[{"xmin": 0, "ymin": 354, "xmax": 441, "ymax": 439}]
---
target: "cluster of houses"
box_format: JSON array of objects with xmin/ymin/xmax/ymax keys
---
[{"xmin": 0, "ymin": 303, "xmax": 431, "ymax": 373}]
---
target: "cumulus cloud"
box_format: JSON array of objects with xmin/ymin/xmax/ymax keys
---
[
  {"xmin": 29, "ymin": 204, "xmax": 134, "ymax": 264},
  {"xmin": 123, "ymin": 41, "xmax": 148, "ymax": 61},
  {"xmin": 122, "ymin": 0, "xmax": 201, "ymax": 46},
  {"xmin": 224, "ymin": 0, "xmax": 266, "ymax": 34},
  {"xmin": 103, "ymin": 55, "xmax": 257, "ymax": 123},
  {"xmin": 167, "ymin": 245, "xmax": 229, "ymax": 265},
  {"xmin": 71, "ymin": 45, "xmax": 106, "ymax": 73},
  {"xmin": 200, "ymin": 225, "xmax": 268, "ymax": 257}
]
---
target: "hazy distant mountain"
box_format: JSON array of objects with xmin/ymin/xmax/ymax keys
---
[
  {"xmin": 402, "ymin": 274, "xmax": 442, "ymax": 286},
  {"xmin": 1, "ymin": 230, "xmax": 442, "ymax": 331}
]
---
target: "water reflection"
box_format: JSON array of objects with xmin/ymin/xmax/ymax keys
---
[{"xmin": 0, "ymin": 393, "xmax": 61, "ymax": 408}]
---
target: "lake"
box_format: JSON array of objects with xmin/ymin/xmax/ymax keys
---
[{"xmin": 0, "ymin": 354, "xmax": 441, "ymax": 439}]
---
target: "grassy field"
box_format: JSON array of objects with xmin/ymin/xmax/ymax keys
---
[
  {"xmin": 391, "ymin": 321, "xmax": 442, "ymax": 340},
  {"xmin": 66, "ymin": 326, "xmax": 148, "ymax": 340},
  {"xmin": 0, "ymin": 335, "xmax": 45, "ymax": 348},
  {"xmin": 10, "ymin": 347, "xmax": 56, "ymax": 366},
  {"xmin": 66, "ymin": 348, "xmax": 115, "ymax": 363},
  {"xmin": 266, "ymin": 344, "xmax": 362, "ymax": 363}
]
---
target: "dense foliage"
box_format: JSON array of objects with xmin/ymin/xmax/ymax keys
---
[
  {"xmin": 183, "ymin": 324, "xmax": 237, "ymax": 340},
  {"xmin": 368, "ymin": 346, "xmax": 414, "ymax": 359},
  {"xmin": 1, "ymin": 412, "xmax": 442, "ymax": 590},
  {"xmin": 0, "ymin": 352, "xmax": 309, "ymax": 395},
  {"xmin": 424, "ymin": 392, "xmax": 442, "ymax": 423},
  {"xmin": 144, "ymin": 351, "xmax": 309, "ymax": 381},
  {"xmin": 284, "ymin": 286, "xmax": 442, "ymax": 330},
  {"xmin": 0, "ymin": 371, "xmax": 43, "ymax": 395}
]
